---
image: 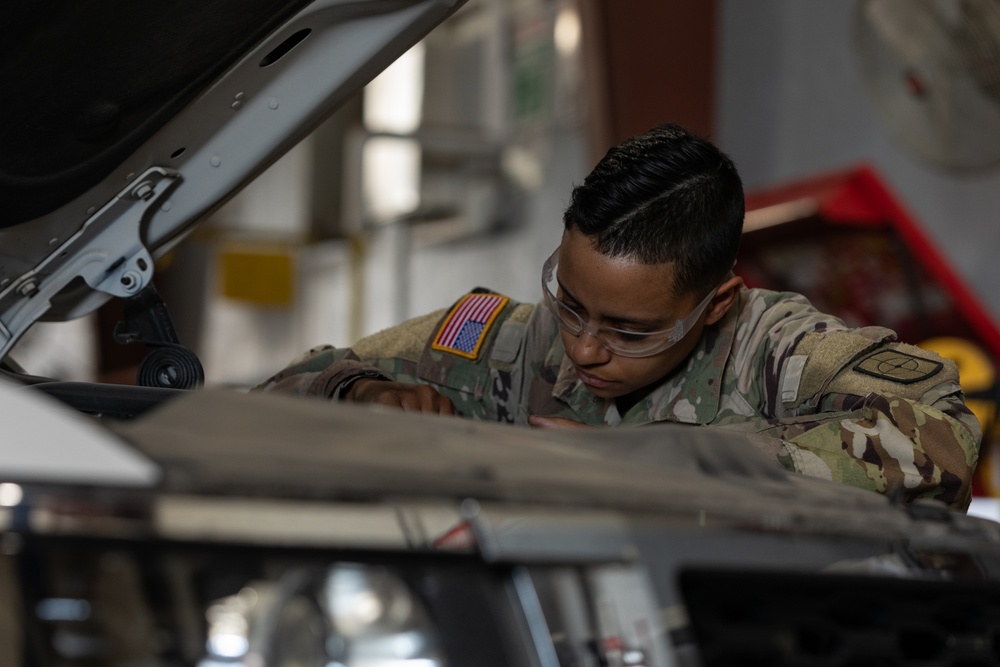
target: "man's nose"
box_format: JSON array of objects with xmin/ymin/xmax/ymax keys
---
[{"xmin": 569, "ymin": 330, "xmax": 611, "ymax": 365}]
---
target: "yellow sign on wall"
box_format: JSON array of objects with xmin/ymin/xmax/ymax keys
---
[{"xmin": 218, "ymin": 244, "xmax": 295, "ymax": 308}]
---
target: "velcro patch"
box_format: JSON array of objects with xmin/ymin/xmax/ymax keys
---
[
  {"xmin": 853, "ymin": 349, "xmax": 943, "ymax": 384},
  {"xmin": 432, "ymin": 293, "xmax": 509, "ymax": 359}
]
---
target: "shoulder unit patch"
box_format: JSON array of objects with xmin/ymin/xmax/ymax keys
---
[
  {"xmin": 853, "ymin": 349, "xmax": 943, "ymax": 384},
  {"xmin": 432, "ymin": 293, "xmax": 509, "ymax": 359}
]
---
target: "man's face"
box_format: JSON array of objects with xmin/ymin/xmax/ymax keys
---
[{"xmin": 553, "ymin": 228, "xmax": 709, "ymax": 401}]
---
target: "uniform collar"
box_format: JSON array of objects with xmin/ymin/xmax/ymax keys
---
[{"xmin": 551, "ymin": 290, "xmax": 741, "ymax": 426}]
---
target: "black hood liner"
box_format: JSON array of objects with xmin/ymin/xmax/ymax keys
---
[{"xmin": 0, "ymin": 0, "xmax": 312, "ymax": 228}]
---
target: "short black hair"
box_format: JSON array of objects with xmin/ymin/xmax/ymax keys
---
[{"xmin": 563, "ymin": 123, "xmax": 744, "ymax": 299}]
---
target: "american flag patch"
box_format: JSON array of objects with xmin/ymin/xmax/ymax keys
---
[{"xmin": 432, "ymin": 293, "xmax": 509, "ymax": 359}]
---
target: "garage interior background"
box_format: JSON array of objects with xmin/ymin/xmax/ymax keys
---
[{"xmin": 14, "ymin": 0, "xmax": 1000, "ymax": 409}]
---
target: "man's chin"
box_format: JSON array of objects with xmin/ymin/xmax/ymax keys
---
[{"xmin": 579, "ymin": 382, "xmax": 627, "ymax": 400}]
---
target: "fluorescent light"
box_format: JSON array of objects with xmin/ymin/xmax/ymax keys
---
[
  {"xmin": 363, "ymin": 137, "xmax": 421, "ymax": 223},
  {"xmin": 554, "ymin": 6, "xmax": 581, "ymax": 57}
]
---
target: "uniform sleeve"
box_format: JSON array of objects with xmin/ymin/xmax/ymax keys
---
[
  {"xmin": 715, "ymin": 293, "xmax": 982, "ymax": 510},
  {"xmin": 250, "ymin": 346, "xmax": 391, "ymax": 399},
  {"xmin": 731, "ymin": 325, "xmax": 980, "ymax": 509},
  {"xmin": 741, "ymin": 384, "xmax": 980, "ymax": 510},
  {"xmin": 250, "ymin": 293, "xmax": 539, "ymax": 423},
  {"xmin": 250, "ymin": 307, "xmax": 447, "ymax": 399}
]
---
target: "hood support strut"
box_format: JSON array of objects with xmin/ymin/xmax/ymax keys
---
[{"xmin": 114, "ymin": 284, "xmax": 205, "ymax": 390}]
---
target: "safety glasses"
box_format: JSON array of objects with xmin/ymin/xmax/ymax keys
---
[{"xmin": 540, "ymin": 247, "xmax": 718, "ymax": 358}]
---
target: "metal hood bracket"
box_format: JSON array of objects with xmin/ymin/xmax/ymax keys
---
[{"xmin": 0, "ymin": 167, "xmax": 181, "ymax": 361}]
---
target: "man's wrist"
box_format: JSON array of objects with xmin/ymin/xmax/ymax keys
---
[{"xmin": 334, "ymin": 371, "xmax": 390, "ymax": 401}]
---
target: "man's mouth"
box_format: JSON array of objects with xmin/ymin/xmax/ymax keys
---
[{"xmin": 575, "ymin": 368, "xmax": 612, "ymax": 388}]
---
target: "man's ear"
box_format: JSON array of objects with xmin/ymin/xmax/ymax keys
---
[{"xmin": 703, "ymin": 275, "xmax": 743, "ymax": 326}]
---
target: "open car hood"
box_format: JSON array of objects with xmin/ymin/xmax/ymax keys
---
[{"xmin": 0, "ymin": 0, "xmax": 466, "ymax": 362}]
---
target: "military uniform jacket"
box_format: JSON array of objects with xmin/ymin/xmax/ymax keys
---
[{"xmin": 256, "ymin": 286, "xmax": 981, "ymax": 509}]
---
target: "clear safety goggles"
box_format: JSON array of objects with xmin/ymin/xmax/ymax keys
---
[{"xmin": 541, "ymin": 248, "xmax": 718, "ymax": 358}]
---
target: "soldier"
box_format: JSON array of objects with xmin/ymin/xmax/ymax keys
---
[{"xmin": 255, "ymin": 123, "xmax": 981, "ymax": 510}]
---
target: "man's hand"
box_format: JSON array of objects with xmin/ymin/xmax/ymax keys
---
[
  {"xmin": 528, "ymin": 415, "xmax": 590, "ymax": 429},
  {"xmin": 346, "ymin": 379, "xmax": 455, "ymax": 415}
]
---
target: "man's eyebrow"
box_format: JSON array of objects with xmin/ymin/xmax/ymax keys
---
[
  {"xmin": 557, "ymin": 281, "xmax": 669, "ymax": 329},
  {"xmin": 557, "ymin": 280, "xmax": 582, "ymax": 305}
]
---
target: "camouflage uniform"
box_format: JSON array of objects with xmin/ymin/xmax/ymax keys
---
[{"xmin": 255, "ymin": 286, "xmax": 981, "ymax": 509}]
